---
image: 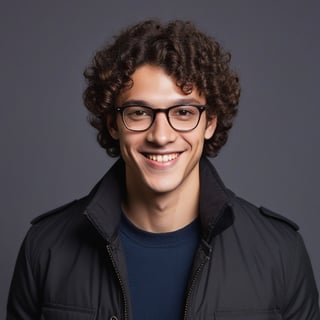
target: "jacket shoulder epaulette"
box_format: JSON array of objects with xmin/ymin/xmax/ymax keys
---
[
  {"xmin": 31, "ymin": 200, "xmax": 78, "ymax": 225},
  {"xmin": 259, "ymin": 206, "xmax": 299, "ymax": 231}
]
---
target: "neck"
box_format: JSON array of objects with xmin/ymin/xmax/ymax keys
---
[{"xmin": 123, "ymin": 167, "xmax": 200, "ymax": 233}]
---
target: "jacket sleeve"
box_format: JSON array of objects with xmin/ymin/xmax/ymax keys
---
[
  {"xmin": 283, "ymin": 232, "xmax": 320, "ymax": 319},
  {"xmin": 7, "ymin": 232, "xmax": 41, "ymax": 319}
]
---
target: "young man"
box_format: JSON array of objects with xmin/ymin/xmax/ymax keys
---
[{"xmin": 7, "ymin": 20, "xmax": 319, "ymax": 319}]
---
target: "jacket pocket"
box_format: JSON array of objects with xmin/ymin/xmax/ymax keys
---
[
  {"xmin": 41, "ymin": 303, "xmax": 96, "ymax": 320},
  {"xmin": 215, "ymin": 310, "xmax": 282, "ymax": 320}
]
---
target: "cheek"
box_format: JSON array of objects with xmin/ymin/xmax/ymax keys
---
[
  {"xmin": 191, "ymin": 121, "xmax": 210, "ymax": 144},
  {"xmin": 118, "ymin": 132, "xmax": 140, "ymax": 155},
  {"xmin": 182, "ymin": 131, "xmax": 206, "ymax": 151}
]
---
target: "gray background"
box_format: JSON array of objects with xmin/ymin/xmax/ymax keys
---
[{"xmin": 1, "ymin": 0, "xmax": 319, "ymax": 317}]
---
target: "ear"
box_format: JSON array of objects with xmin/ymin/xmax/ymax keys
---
[
  {"xmin": 204, "ymin": 116, "xmax": 217, "ymax": 140},
  {"xmin": 106, "ymin": 113, "xmax": 119, "ymax": 140}
]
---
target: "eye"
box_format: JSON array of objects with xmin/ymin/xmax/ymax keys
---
[
  {"xmin": 177, "ymin": 109, "xmax": 192, "ymax": 116},
  {"xmin": 170, "ymin": 106, "xmax": 197, "ymax": 119},
  {"xmin": 131, "ymin": 110, "xmax": 146, "ymax": 116},
  {"xmin": 125, "ymin": 106, "xmax": 153, "ymax": 120}
]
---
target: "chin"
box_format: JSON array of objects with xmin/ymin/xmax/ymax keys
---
[{"xmin": 144, "ymin": 177, "xmax": 183, "ymax": 194}]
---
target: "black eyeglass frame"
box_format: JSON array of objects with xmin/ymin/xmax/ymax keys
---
[{"xmin": 115, "ymin": 104, "xmax": 208, "ymax": 132}]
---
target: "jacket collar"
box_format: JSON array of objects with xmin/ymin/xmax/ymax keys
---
[
  {"xmin": 199, "ymin": 157, "xmax": 234, "ymax": 242},
  {"xmin": 84, "ymin": 157, "xmax": 234, "ymax": 243}
]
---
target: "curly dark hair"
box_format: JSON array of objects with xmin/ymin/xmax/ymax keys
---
[{"xmin": 83, "ymin": 19, "xmax": 240, "ymax": 157}]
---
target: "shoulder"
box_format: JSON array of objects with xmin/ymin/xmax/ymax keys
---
[
  {"xmin": 226, "ymin": 196, "xmax": 319, "ymax": 313},
  {"xmin": 227, "ymin": 196, "xmax": 310, "ymax": 278},
  {"xmin": 16, "ymin": 196, "xmax": 100, "ymax": 292},
  {"xmin": 258, "ymin": 205, "xmax": 299, "ymax": 231},
  {"xmin": 24, "ymin": 196, "xmax": 91, "ymax": 256},
  {"xmin": 30, "ymin": 199, "xmax": 80, "ymax": 225},
  {"xmin": 232, "ymin": 195, "xmax": 299, "ymax": 232},
  {"xmin": 228, "ymin": 195, "xmax": 302, "ymax": 255},
  {"xmin": 30, "ymin": 196, "xmax": 89, "ymax": 230}
]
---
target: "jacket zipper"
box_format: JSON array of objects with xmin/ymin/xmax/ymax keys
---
[
  {"xmin": 183, "ymin": 204, "xmax": 227, "ymax": 319},
  {"xmin": 183, "ymin": 254, "xmax": 210, "ymax": 320},
  {"xmin": 84, "ymin": 213, "xmax": 129, "ymax": 319},
  {"xmin": 107, "ymin": 244, "xmax": 129, "ymax": 320}
]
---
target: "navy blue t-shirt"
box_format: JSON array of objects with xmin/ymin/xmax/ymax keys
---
[{"xmin": 120, "ymin": 214, "xmax": 200, "ymax": 320}]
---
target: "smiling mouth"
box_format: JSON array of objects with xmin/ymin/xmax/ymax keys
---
[{"xmin": 144, "ymin": 153, "xmax": 180, "ymax": 163}]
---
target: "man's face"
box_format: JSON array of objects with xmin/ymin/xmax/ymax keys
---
[{"xmin": 108, "ymin": 65, "xmax": 216, "ymax": 195}]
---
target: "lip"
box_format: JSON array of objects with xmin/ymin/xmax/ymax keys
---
[
  {"xmin": 141, "ymin": 151, "xmax": 182, "ymax": 167},
  {"xmin": 144, "ymin": 152, "xmax": 179, "ymax": 162}
]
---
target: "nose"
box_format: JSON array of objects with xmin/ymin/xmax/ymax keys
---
[{"xmin": 146, "ymin": 112, "xmax": 177, "ymax": 146}]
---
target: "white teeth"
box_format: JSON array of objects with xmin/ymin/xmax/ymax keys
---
[{"xmin": 146, "ymin": 153, "xmax": 179, "ymax": 162}]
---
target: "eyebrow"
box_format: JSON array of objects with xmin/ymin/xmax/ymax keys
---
[{"xmin": 119, "ymin": 98, "xmax": 204, "ymax": 107}]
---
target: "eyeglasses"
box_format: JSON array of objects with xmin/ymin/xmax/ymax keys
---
[{"xmin": 116, "ymin": 104, "xmax": 207, "ymax": 132}]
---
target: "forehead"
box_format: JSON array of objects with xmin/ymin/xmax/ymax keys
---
[{"xmin": 117, "ymin": 64, "xmax": 205, "ymax": 106}]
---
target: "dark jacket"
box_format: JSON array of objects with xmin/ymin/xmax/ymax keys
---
[{"xmin": 7, "ymin": 158, "xmax": 320, "ymax": 320}]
